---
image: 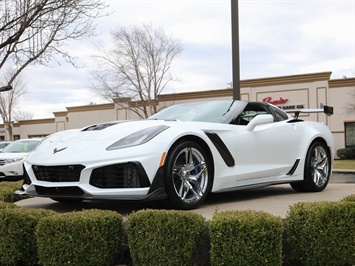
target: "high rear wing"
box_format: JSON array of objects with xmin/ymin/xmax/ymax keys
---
[{"xmin": 285, "ymin": 104, "xmax": 333, "ymax": 119}]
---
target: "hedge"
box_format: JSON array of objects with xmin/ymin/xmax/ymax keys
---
[
  {"xmin": 126, "ymin": 209, "xmax": 206, "ymax": 266},
  {"xmin": 209, "ymin": 210, "xmax": 283, "ymax": 266},
  {"xmin": 1, "ymin": 181, "xmax": 354, "ymax": 265},
  {"xmin": 36, "ymin": 209, "xmax": 124, "ymax": 266},
  {"xmin": 336, "ymin": 148, "xmax": 355, "ymax": 159},
  {"xmin": 286, "ymin": 201, "xmax": 355, "ymax": 265},
  {"xmin": 0, "ymin": 181, "xmax": 24, "ymax": 202},
  {"xmin": 341, "ymin": 193, "xmax": 355, "ymax": 202},
  {"xmin": 0, "ymin": 208, "xmax": 57, "ymax": 266},
  {"xmin": 0, "ymin": 201, "xmax": 18, "ymax": 209}
]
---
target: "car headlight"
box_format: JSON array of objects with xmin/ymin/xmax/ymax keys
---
[
  {"xmin": 4, "ymin": 158, "xmax": 24, "ymax": 164},
  {"xmin": 107, "ymin": 125, "xmax": 169, "ymax": 150}
]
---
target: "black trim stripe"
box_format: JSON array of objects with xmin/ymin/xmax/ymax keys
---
[{"xmin": 205, "ymin": 132, "xmax": 235, "ymax": 167}]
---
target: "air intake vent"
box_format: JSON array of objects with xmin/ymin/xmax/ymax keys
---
[
  {"xmin": 82, "ymin": 122, "xmax": 120, "ymax": 131},
  {"xmin": 33, "ymin": 165, "xmax": 85, "ymax": 182},
  {"xmin": 90, "ymin": 162, "xmax": 150, "ymax": 188}
]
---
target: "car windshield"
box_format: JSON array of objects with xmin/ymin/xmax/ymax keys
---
[
  {"xmin": 2, "ymin": 140, "xmax": 41, "ymax": 153},
  {"xmin": 149, "ymin": 100, "xmax": 248, "ymax": 123}
]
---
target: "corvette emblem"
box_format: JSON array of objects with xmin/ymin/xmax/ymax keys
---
[{"xmin": 53, "ymin": 147, "xmax": 67, "ymax": 154}]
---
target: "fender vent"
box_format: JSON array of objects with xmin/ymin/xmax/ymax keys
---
[{"xmin": 287, "ymin": 159, "xmax": 300, "ymax": 175}]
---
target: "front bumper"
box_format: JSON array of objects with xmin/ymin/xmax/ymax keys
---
[{"xmin": 16, "ymin": 161, "xmax": 167, "ymax": 201}]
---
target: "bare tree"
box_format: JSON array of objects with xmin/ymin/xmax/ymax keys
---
[
  {"xmin": 0, "ymin": 68, "xmax": 27, "ymax": 140},
  {"xmin": 0, "ymin": 0, "xmax": 108, "ymax": 90},
  {"xmin": 13, "ymin": 108, "xmax": 34, "ymax": 122},
  {"xmin": 90, "ymin": 24, "xmax": 183, "ymax": 118}
]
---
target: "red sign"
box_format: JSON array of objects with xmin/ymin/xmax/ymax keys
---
[{"xmin": 262, "ymin": 97, "xmax": 288, "ymax": 105}]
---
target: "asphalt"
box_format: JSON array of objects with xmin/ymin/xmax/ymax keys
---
[{"xmin": 14, "ymin": 170, "xmax": 355, "ymax": 219}]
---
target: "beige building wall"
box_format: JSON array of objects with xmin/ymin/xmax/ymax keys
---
[
  {"xmin": 12, "ymin": 118, "xmax": 55, "ymax": 139},
  {"xmin": 2, "ymin": 71, "xmax": 354, "ymax": 157},
  {"xmin": 328, "ymin": 78, "xmax": 355, "ymax": 154},
  {"xmin": 65, "ymin": 103, "xmax": 116, "ymax": 129}
]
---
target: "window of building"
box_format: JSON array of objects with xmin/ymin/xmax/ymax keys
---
[
  {"xmin": 28, "ymin": 135, "xmax": 48, "ymax": 138},
  {"xmin": 345, "ymin": 122, "xmax": 355, "ymax": 148},
  {"xmin": 13, "ymin": 135, "xmax": 20, "ymax": 141}
]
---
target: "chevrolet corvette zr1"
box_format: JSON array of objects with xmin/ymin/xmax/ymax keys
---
[{"xmin": 16, "ymin": 100, "xmax": 334, "ymax": 209}]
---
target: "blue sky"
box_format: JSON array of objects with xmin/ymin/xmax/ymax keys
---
[{"xmin": 20, "ymin": 0, "xmax": 355, "ymax": 119}]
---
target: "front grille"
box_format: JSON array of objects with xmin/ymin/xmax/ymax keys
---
[
  {"xmin": 0, "ymin": 160, "xmax": 5, "ymax": 166},
  {"xmin": 32, "ymin": 165, "xmax": 85, "ymax": 182},
  {"xmin": 35, "ymin": 186, "xmax": 84, "ymax": 196},
  {"xmin": 90, "ymin": 162, "xmax": 148, "ymax": 188}
]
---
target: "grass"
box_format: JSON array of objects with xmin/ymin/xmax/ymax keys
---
[{"xmin": 333, "ymin": 160, "xmax": 355, "ymax": 170}]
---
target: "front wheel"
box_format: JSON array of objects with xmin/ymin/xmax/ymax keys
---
[
  {"xmin": 164, "ymin": 141, "xmax": 212, "ymax": 210},
  {"xmin": 291, "ymin": 141, "xmax": 331, "ymax": 192}
]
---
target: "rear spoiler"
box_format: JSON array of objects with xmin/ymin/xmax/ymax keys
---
[{"xmin": 285, "ymin": 104, "xmax": 333, "ymax": 119}]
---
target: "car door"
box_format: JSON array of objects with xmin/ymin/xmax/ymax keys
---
[{"xmin": 233, "ymin": 104, "xmax": 303, "ymax": 182}]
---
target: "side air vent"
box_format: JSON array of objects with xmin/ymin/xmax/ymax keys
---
[{"xmin": 286, "ymin": 159, "xmax": 300, "ymax": 175}]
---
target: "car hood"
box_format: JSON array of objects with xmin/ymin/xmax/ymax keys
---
[
  {"xmin": 44, "ymin": 120, "xmax": 168, "ymax": 143},
  {"xmin": 27, "ymin": 120, "xmax": 175, "ymax": 163}
]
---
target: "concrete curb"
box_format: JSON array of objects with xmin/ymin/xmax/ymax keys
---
[{"xmin": 333, "ymin": 169, "xmax": 355, "ymax": 174}]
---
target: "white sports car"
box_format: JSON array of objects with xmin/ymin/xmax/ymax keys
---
[{"xmin": 16, "ymin": 100, "xmax": 334, "ymax": 209}]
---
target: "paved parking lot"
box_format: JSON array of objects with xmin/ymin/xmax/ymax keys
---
[{"xmin": 15, "ymin": 172, "xmax": 355, "ymax": 219}]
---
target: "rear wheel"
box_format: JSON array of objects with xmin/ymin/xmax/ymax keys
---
[
  {"xmin": 164, "ymin": 141, "xmax": 212, "ymax": 210},
  {"xmin": 291, "ymin": 141, "xmax": 331, "ymax": 192}
]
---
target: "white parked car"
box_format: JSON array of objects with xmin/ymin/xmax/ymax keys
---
[
  {"xmin": 0, "ymin": 139, "xmax": 42, "ymax": 181},
  {"xmin": 0, "ymin": 141, "xmax": 12, "ymax": 151},
  {"xmin": 16, "ymin": 101, "xmax": 334, "ymax": 209}
]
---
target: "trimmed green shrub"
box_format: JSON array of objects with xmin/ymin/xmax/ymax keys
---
[
  {"xmin": 0, "ymin": 201, "xmax": 18, "ymax": 209},
  {"xmin": 0, "ymin": 186, "xmax": 15, "ymax": 202},
  {"xmin": 36, "ymin": 209, "xmax": 123, "ymax": 266},
  {"xmin": 286, "ymin": 201, "xmax": 355, "ymax": 265},
  {"xmin": 126, "ymin": 209, "xmax": 206, "ymax": 266},
  {"xmin": 342, "ymin": 193, "xmax": 355, "ymax": 202},
  {"xmin": 209, "ymin": 210, "xmax": 283, "ymax": 266},
  {"xmin": 0, "ymin": 180, "xmax": 24, "ymax": 202},
  {"xmin": 336, "ymin": 148, "xmax": 355, "ymax": 159},
  {"xmin": 0, "ymin": 208, "xmax": 57, "ymax": 266}
]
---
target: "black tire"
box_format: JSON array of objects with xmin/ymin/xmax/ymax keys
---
[
  {"xmin": 291, "ymin": 141, "xmax": 331, "ymax": 192},
  {"xmin": 164, "ymin": 141, "xmax": 212, "ymax": 210}
]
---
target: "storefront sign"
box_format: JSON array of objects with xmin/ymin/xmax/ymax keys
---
[
  {"xmin": 262, "ymin": 97, "xmax": 288, "ymax": 105},
  {"xmin": 262, "ymin": 96, "xmax": 305, "ymax": 109}
]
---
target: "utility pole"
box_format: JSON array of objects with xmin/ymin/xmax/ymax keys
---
[{"xmin": 231, "ymin": 0, "xmax": 240, "ymax": 100}]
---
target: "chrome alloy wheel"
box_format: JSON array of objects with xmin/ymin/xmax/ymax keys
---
[
  {"xmin": 310, "ymin": 145, "xmax": 330, "ymax": 188},
  {"xmin": 172, "ymin": 147, "xmax": 209, "ymax": 204}
]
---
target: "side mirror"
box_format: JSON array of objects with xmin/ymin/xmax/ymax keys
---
[{"xmin": 246, "ymin": 114, "xmax": 274, "ymax": 132}]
